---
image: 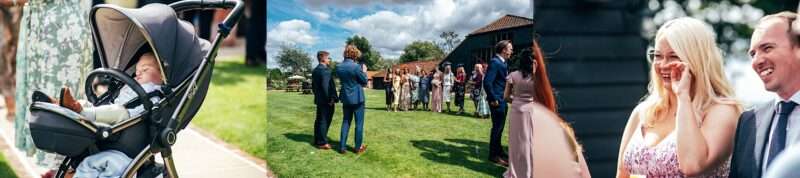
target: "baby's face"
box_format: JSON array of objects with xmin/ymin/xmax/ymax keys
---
[{"xmin": 134, "ymin": 53, "xmax": 163, "ymax": 85}]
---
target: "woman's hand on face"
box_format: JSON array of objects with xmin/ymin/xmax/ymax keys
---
[{"xmin": 669, "ymin": 62, "xmax": 692, "ymax": 98}]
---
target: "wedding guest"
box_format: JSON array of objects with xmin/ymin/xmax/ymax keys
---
[
  {"xmin": 442, "ymin": 63, "xmax": 454, "ymax": 112},
  {"xmin": 431, "ymin": 68, "xmax": 443, "ymax": 113},
  {"xmin": 410, "ymin": 66, "xmax": 421, "ymax": 110},
  {"xmin": 311, "ymin": 51, "xmax": 337, "ymax": 149},
  {"xmin": 504, "ymin": 41, "xmax": 573, "ymax": 177},
  {"xmin": 617, "ymin": 17, "xmax": 741, "ymax": 177},
  {"xmin": 731, "ymin": 11, "xmax": 800, "ymax": 178},
  {"xmin": 400, "ymin": 68, "xmax": 412, "ymax": 111},
  {"xmin": 484, "ymin": 40, "xmax": 513, "ymax": 165},
  {"xmin": 336, "ymin": 44, "xmax": 369, "ymax": 154},
  {"xmin": 383, "ymin": 68, "xmax": 394, "ymax": 111},
  {"xmin": 391, "ymin": 68, "xmax": 402, "ymax": 112},
  {"xmin": 470, "ymin": 63, "xmax": 490, "ymax": 118},
  {"xmin": 454, "ymin": 65, "xmax": 467, "ymax": 114},
  {"xmin": 418, "ymin": 70, "xmax": 431, "ymax": 111}
]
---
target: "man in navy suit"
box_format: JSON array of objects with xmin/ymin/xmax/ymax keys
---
[
  {"xmin": 483, "ymin": 40, "xmax": 513, "ymax": 166},
  {"xmin": 336, "ymin": 44, "xmax": 369, "ymax": 154},
  {"xmin": 731, "ymin": 12, "xmax": 800, "ymax": 178},
  {"xmin": 312, "ymin": 51, "xmax": 337, "ymax": 150}
]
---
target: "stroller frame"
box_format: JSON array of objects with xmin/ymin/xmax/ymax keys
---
[{"xmin": 28, "ymin": 1, "xmax": 245, "ymax": 178}]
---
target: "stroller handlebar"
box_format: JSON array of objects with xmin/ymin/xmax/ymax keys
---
[{"xmin": 169, "ymin": 0, "xmax": 244, "ymax": 34}]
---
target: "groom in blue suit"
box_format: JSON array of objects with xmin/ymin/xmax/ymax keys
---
[
  {"xmin": 336, "ymin": 44, "xmax": 369, "ymax": 154},
  {"xmin": 483, "ymin": 40, "xmax": 513, "ymax": 166}
]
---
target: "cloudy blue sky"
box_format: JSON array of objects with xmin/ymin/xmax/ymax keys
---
[{"xmin": 266, "ymin": 0, "xmax": 533, "ymax": 68}]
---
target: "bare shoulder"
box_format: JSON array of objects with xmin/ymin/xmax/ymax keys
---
[
  {"xmin": 532, "ymin": 103, "xmax": 562, "ymax": 128},
  {"xmin": 703, "ymin": 103, "xmax": 742, "ymax": 126},
  {"xmin": 705, "ymin": 103, "xmax": 741, "ymax": 119},
  {"xmin": 531, "ymin": 102, "xmax": 572, "ymax": 151},
  {"xmin": 628, "ymin": 100, "xmax": 652, "ymax": 124}
]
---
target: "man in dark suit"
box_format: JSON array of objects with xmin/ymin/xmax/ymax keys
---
[
  {"xmin": 731, "ymin": 11, "xmax": 800, "ymax": 178},
  {"xmin": 483, "ymin": 40, "xmax": 513, "ymax": 166},
  {"xmin": 312, "ymin": 51, "xmax": 337, "ymax": 150},
  {"xmin": 336, "ymin": 44, "xmax": 369, "ymax": 154}
]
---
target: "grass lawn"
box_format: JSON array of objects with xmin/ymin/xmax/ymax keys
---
[
  {"xmin": 0, "ymin": 152, "xmax": 17, "ymax": 178},
  {"xmin": 191, "ymin": 58, "xmax": 267, "ymax": 160},
  {"xmin": 267, "ymin": 89, "xmax": 510, "ymax": 177}
]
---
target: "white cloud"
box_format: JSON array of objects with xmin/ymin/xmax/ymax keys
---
[
  {"xmin": 308, "ymin": 9, "xmax": 330, "ymax": 20},
  {"xmin": 302, "ymin": 0, "xmax": 424, "ymax": 8},
  {"xmin": 267, "ymin": 19, "xmax": 317, "ymax": 68},
  {"xmin": 339, "ymin": 0, "xmax": 532, "ymax": 59},
  {"xmin": 267, "ymin": 19, "xmax": 317, "ymax": 47},
  {"xmin": 342, "ymin": 11, "xmax": 417, "ymax": 52}
]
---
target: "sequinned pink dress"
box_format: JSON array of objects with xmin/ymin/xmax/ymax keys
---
[{"xmin": 623, "ymin": 122, "xmax": 730, "ymax": 178}]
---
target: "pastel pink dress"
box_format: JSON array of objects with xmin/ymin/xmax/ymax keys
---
[{"xmin": 504, "ymin": 71, "xmax": 537, "ymax": 178}]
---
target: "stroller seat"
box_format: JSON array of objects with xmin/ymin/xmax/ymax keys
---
[
  {"xmin": 29, "ymin": 101, "xmax": 150, "ymax": 159},
  {"xmin": 26, "ymin": 0, "xmax": 244, "ymax": 177}
]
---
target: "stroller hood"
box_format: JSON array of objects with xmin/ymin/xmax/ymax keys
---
[{"xmin": 90, "ymin": 3, "xmax": 211, "ymax": 88}]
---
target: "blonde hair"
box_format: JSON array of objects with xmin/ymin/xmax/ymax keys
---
[
  {"xmin": 643, "ymin": 17, "xmax": 741, "ymax": 127},
  {"xmin": 344, "ymin": 44, "xmax": 362, "ymax": 60}
]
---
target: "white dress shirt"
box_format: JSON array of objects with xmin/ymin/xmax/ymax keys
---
[{"xmin": 763, "ymin": 91, "xmax": 800, "ymax": 173}]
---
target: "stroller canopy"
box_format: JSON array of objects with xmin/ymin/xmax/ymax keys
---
[{"xmin": 90, "ymin": 3, "xmax": 211, "ymax": 88}]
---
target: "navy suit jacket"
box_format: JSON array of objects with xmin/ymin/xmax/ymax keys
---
[
  {"xmin": 730, "ymin": 110, "xmax": 758, "ymax": 178},
  {"xmin": 730, "ymin": 98, "xmax": 800, "ymax": 178},
  {"xmin": 335, "ymin": 59, "xmax": 367, "ymax": 105},
  {"xmin": 483, "ymin": 55, "xmax": 508, "ymax": 103},
  {"xmin": 312, "ymin": 64, "xmax": 337, "ymax": 106}
]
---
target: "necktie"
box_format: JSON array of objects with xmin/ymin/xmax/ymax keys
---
[{"xmin": 767, "ymin": 101, "xmax": 797, "ymax": 168}]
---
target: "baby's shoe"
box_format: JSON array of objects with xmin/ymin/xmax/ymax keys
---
[{"xmin": 60, "ymin": 88, "xmax": 83, "ymax": 113}]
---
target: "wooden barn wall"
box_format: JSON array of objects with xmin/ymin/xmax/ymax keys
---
[{"xmin": 535, "ymin": 0, "xmax": 649, "ymax": 177}]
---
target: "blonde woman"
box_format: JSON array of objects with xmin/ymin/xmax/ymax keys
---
[{"xmin": 616, "ymin": 17, "xmax": 742, "ymax": 177}]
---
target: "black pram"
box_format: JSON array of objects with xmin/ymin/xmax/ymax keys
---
[{"xmin": 26, "ymin": 0, "xmax": 244, "ymax": 177}]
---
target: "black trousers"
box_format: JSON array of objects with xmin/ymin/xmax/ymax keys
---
[
  {"xmin": 246, "ymin": 0, "xmax": 266, "ymax": 65},
  {"xmin": 489, "ymin": 102, "xmax": 507, "ymax": 158},
  {"xmin": 314, "ymin": 104, "xmax": 335, "ymax": 145}
]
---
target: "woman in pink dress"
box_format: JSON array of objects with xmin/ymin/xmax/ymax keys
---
[
  {"xmin": 503, "ymin": 40, "xmax": 590, "ymax": 178},
  {"xmin": 430, "ymin": 68, "xmax": 443, "ymax": 113},
  {"xmin": 616, "ymin": 17, "xmax": 742, "ymax": 178}
]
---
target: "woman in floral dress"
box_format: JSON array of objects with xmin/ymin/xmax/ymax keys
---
[{"xmin": 14, "ymin": 0, "xmax": 94, "ymax": 174}]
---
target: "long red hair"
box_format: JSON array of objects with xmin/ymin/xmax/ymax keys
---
[
  {"xmin": 531, "ymin": 40, "xmax": 582, "ymax": 158},
  {"xmin": 532, "ymin": 40, "xmax": 557, "ymax": 113}
]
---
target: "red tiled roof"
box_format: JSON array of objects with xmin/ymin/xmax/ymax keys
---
[
  {"xmin": 469, "ymin": 14, "xmax": 534, "ymax": 36},
  {"xmin": 366, "ymin": 71, "xmax": 380, "ymax": 79}
]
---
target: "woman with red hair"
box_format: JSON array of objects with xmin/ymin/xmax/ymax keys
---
[{"xmin": 503, "ymin": 40, "xmax": 590, "ymax": 177}]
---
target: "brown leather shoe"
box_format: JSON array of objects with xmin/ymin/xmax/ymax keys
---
[
  {"xmin": 355, "ymin": 145, "xmax": 367, "ymax": 154},
  {"xmin": 60, "ymin": 88, "xmax": 82, "ymax": 113},
  {"xmin": 338, "ymin": 148, "xmax": 347, "ymax": 154},
  {"xmin": 316, "ymin": 144, "xmax": 332, "ymax": 150},
  {"xmin": 490, "ymin": 156, "xmax": 509, "ymax": 167}
]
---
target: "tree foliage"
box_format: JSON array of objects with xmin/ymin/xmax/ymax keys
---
[
  {"xmin": 346, "ymin": 35, "xmax": 383, "ymax": 70},
  {"xmin": 399, "ymin": 40, "xmax": 445, "ymax": 63},
  {"xmin": 277, "ymin": 45, "xmax": 313, "ymax": 76},
  {"xmin": 437, "ymin": 31, "xmax": 462, "ymax": 54}
]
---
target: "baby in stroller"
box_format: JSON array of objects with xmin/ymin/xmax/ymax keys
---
[
  {"xmin": 34, "ymin": 44, "xmax": 165, "ymax": 178},
  {"xmin": 27, "ymin": 1, "xmax": 246, "ymax": 177}
]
